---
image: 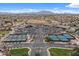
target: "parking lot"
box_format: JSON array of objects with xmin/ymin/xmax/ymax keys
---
[{"xmin": 2, "ymin": 24, "xmax": 73, "ymax": 56}]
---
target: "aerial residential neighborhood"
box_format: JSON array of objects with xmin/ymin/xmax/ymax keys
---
[{"xmin": 0, "ymin": 3, "xmax": 79, "ymax": 56}]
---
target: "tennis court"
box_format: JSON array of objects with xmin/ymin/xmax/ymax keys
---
[
  {"xmin": 3, "ymin": 34, "xmax": 27, "ymax": 42},
  {"xmin": 48, "ymin": 33, "xmax": 74, "ymax": 42}
]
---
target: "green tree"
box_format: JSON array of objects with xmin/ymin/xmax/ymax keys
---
[
  {"xmin": 71, "ymin": 47, "xmax": 79, "ymax": 56},
  {"xmin": 45, "ymin": 37, "xmax": 50, "ymax": 42}
]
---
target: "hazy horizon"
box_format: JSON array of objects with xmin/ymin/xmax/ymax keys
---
[{"xmin": 0, "ymin": 3, "xmax": 79, "ymax": 14}]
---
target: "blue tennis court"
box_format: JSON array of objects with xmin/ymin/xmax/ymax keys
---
[
  {"xmin": 3, "ymin": 34, "xmax": 27, "ymax": 42},
  {"xmin": 48, "ymin": 33, "xmax": 74, "ymax": 42},
  {"xmin": 63, "ymin": 34, "xmax": 73, "ymax": 39},
  {"xmin": 57, "ymin": 35, "xmax": 69, "ymax": 41},
  {"xmin": 49, "ymin": 35, "xmax": 59, "ymax": 41}
]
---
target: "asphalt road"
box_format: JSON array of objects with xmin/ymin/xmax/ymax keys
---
[{"xmin": 30, "ymin": 47, "xmax": 48, "ymax": 56}]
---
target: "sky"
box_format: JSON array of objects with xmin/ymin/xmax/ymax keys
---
[{"xmin": 0, "ymin": 3, "xmax": 79, "ymax": 14}]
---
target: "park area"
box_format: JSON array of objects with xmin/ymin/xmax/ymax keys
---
[
  {"xmin": 48, "ymin": 48, "xmax": 73, "ymax": 56},
  {"xmin": 7, "ymin": 48, "xmax": 29, "ymax": 56}
]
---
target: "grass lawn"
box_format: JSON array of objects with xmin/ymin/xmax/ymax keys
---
[
  {"xmin": 49, "ymin": 48, "xmax": 73, "ymax": 56},
  {"xmin": 8, "ymin": 48, "xmax": 29, "ymax": 56}
]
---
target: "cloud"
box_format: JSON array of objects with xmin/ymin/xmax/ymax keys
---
[
  {"xmin": 66, "ymin": 3, "xmax": 79, "ymax": 8},
  {"xmin": 50, "ymin": 9, "xmax": 79, "ymax": 14},
  {"xmin": 0, "ymin": 9, "xmax": 41, "ymax": 13}
]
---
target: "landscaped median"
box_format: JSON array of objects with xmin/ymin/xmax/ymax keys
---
[
  {"xmin": 48, "ymin": 48, "xmax": 73, "ymax": 56},
  {"xmin": 7, "ymin": 48, "xmax": 30, "ymax": 56}
]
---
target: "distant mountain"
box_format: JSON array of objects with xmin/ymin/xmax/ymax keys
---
[
  {"xmin": 26, "ymin": 11, "xmax": 54, "ymax": 15},
  {"xmin": 0, "ymin": 11, "xmax": 78, "ymax": 15},
  {"xmin": 35, "ymin": 11, "xmax": 53, "ymax": 14}
]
